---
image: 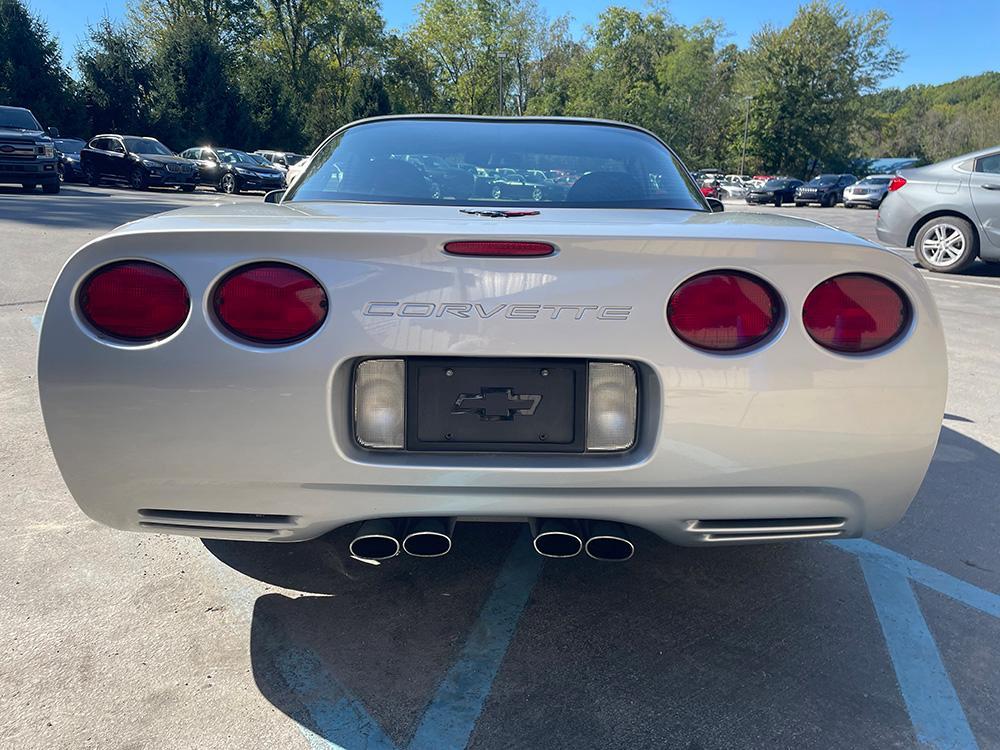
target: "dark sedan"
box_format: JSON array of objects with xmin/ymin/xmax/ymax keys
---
[
  {"xmin": 80, "ymin": 135, "xmax": 199, "ymax": 190},
  {"xmin": 490, "ymin": 168, "xmax": 567, "ymax": 201},
  {"xmin": 745, "ymin": 177, "xmax": 803, "ymax": 207},
  {"xmin": 180, "ymin": 146, "xmax": 285, "ymax": 194},
  {"xmin": 54, "ymin": 138, "xmax": 87, "ymax": 182}
]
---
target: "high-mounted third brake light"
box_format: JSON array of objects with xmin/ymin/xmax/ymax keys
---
[
  {"xmin": 213, "ymin": 263, "xmax": 327, "ymax": 344},
  {"xmin": 444, "ymin": 241, "xmax": 554, "ymax": 257},
  {"xmin": 888, "ymin": 176, "xmax": 907, "ymax": 192},
  {"xmin": 802, "ymin": 274, "xmax": 909, "ymax": 354},
  {"xmin": 667, "ymin": 271, "xmax": 782, "ymax": 352},
  {"xmin": 79, "ymin": 261, "xmax": 189, "ymax": 342}
]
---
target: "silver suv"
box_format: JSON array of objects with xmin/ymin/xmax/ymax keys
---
[
  {"xmin": 876, "ymin": 146, "xmax": 1000, "ymax": 273},
  {"xmin": 843, "ymin": 175, "xmax": 893, "ymax": 209}
]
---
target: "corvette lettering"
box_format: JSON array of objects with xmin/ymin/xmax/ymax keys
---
[{"xmin": 362, "ymin": 302, "xmax": 632, "ymax": 321}]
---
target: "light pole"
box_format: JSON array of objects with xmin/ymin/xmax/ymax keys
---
[
  {"xmin": 497, "ymin": 51, "xmax": 508, "ymax": 116},
  {"xmin": 740, "ymin": 96, "xmax": 753, "ymax": 176}
]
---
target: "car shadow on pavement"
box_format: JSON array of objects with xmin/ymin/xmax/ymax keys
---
[
  {"xmin": 0, "ymin": 185, "xmax": 193, "ymax": 230},
  {"xmin": 203, "ymin": 425, "xmax": 1000, "ymax": 749}
]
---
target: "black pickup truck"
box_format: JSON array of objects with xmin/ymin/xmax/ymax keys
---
[{"xmin": 0, "ymin": 105, "xmax": 60, "ymax": 194}]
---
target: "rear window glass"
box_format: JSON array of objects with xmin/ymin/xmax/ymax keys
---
[
  {"xmin": 124, "ymin": 137, "xmax": 173, "ymax": 156},
  {"xmin": 286, "ymin": 119, "xmax": 706, "ymax": 210},
  {"xmin": 976, "ymin": 154, "xmax": 1000, "ymax": 174}
]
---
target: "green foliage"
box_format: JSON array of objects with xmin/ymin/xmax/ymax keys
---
[
  {"xmin": 859, "ymin": 72, "xmax": 1000, "ymax": 163},
  {"xmin": 0, "ymin": 0, "xmax": 83, "ymax": 131},
  {"xmin": 75, "ymin": 17, "xmax": 154, "ymax": 135},
  {"xmin": 737, "ymin": 1, "xmax": 903, "ymax": 176},
  {"xmin": 411, "ymin": 0, "xmax": 541, "ymax": 115},
  {"xmin": 149, "ymin": 17, "xmax": 244, "ymax": 147}
]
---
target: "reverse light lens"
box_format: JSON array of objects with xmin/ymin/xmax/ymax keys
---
[
  {"xmin": 888, "ymin": 176, "xmax": 907, "ymax": 192},
  {"xmin": 444, "ymin": 241, "xmax": 554, "ymax": 257},
  {"xmin": 803, "ymin": 274, "xmax": 909, "ymax": 353},
  {"xmin": 213, "ymin": 263, "xmax": 326, "ymax": 344},
  {"xmin": 79, "ymin": 260, "xmax": 189, "ymax": 341},
  {"xmin": 667, "ymin": 271, "xmax": 781, "ymax": 351},
  {"xmin": 354, "ymin": 359, "xmax": 405, "ymax": 449},
  {"xmin": 586, "ymin": 362, "xmax": 637, "ymax": 451}
]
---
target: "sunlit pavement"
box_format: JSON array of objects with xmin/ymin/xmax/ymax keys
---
[{"xmin": 2, "ymin": 187, "xmax": 999, "ymax": 749}]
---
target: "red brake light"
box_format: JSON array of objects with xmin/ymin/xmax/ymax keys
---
[
  {"xmin": 444, "ymin": 241, "xmax": 554, "ymax": 257},
  {"xmin": 888, "ymin": 176, "xmax": 907, "ymax": 192},
  {"xmin": 79, "ymin": 261, "xmax": 189, "ymax": 341},
  {"xmin": 667, "ymin": 271, "xmax": 782, "ymax": 351},
  {"xmin": 213, "ymin": 263, "xmax": 327, "ymax": 344},
  {"xmin": 802, "ymin": 274, "xmax": 909, "ymax": 353}
]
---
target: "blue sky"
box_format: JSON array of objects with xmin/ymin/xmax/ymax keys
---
[{"xmin": 27, "ymin": 0, "xmax": 999, "ymax": 89}]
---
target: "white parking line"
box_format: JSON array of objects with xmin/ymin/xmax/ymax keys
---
[
  {"xmin": 884, "ymin": 248, "xmax": 1000, "ymax": 291},
  {"xmin": 923, "ymin": 276, "xmax": 1000, "ymax": 291}
]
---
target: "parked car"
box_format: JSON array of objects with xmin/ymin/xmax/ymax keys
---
[
  {"xmin": 284, "ymin": 155, "xmax": 312, "ymax": 189},
  {"xmin": 253, "ymin": 150, "xmax": 307, "ymax": 173},
  {"xmin": 400, "ymin": 154, "xmax": 475, "ymax": 199},
  {"xmin": 745, "ymin": 177, "xmax": 803, "ymax": 206},
  {"xmin": 794, "ymin": 174, "xmax": 857, "ymax": 207},
  {"xmin": 0, "ymin": 105, "xmax": 60, "ymax": 193},
  {"xmin": 717, "ymin": 174, "xmax": 750, "ymax": 200},
  {"xmin": 38, "ymin": 115, "xmax": 945, "ymax": 561},
  {"xmin": 81, "ymin": 135, "xmax": 198, "ymax": 191},
  {"xmin": 489, "ymin": 168, "xmax": 566, "ymax": 201},
  {"xmin": 876, "ymin": 146, "xmax": 1000, "ymax": 273},
  {"xmin": 180, "ymin": 146, "xmax": 285, "ymax": 194},
  {"xmin": 54, "ymin": 137, "xmax": 87, "ymax": 182},
  {"xmin": 842, "ymin": 175, "xmax": 893, "ymax": 209}
]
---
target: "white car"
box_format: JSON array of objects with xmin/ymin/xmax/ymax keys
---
[
  {"xmin": 38, "ymin": 116, "xmax": 946, "ymax": 563},
  {"xmin": 252, "ymin": 149, "xmax": 307, "ymax": 174},
  {"xmin": 284, "ymin": 154, "xmax": 311, "ymax": 188}
]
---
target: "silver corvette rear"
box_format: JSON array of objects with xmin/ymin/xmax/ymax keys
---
[{"xmin": 38, "ymin": 117, "xmax": 946, "ymax": 556}]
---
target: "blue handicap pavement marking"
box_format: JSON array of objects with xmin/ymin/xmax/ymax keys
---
[
  {"xmin": 408, "ymin": 527, "xmax": 544, "ymax": 750},
  {"xmin": 272, "ymin": 644, "xmax": 396, "ymax": 750},
  {"xmin": 283, "ymin": 527, "xmax": 544, "ymax": 750},
  {"xmin": 831, "ymin": 539, "xmax": 1000, "ymax": 619},
  {"xmin": 30, "ymin": 314, "xmax": 42, "ymax": 333},
  {"xmin": 832, "ymin": 539, "xmax": 1000, "ymax": 750},
  {"xmin": 859, "ymin": 558, "xmax": 978, "ymax": 750}
]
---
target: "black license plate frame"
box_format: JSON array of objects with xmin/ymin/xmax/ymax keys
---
[{"xmin": 406, "ymin": 358, "xmax": 587, "ymax": 453}]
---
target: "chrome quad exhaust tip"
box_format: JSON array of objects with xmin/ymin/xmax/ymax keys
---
[
  {"xmin": 349, "ymin": 519, "xmax": 402, "ymax": 561},
  {"xmin": 402, "ymin": 518, "xmax": 454, "ymax": 558},
  {"xmin": 584, "ymin": 521, "xmax": 635, "ymax": 562},
  {"xmin": 532, "ymin": 519, "xmax": 584, "ymax": 558}
]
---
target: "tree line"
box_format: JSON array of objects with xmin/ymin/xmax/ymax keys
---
[{"xmin": 1, "ymin": 0, "xmax": 997, "ymax": 176}]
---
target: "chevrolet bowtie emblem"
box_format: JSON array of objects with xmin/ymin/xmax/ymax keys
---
[{"xmin": 452, "ymin": 387, "xmax": 542, "ymax": 421}]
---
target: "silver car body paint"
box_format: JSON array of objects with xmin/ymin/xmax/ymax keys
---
[
  {"xmin": 39, "ymin": 200, "xmax": 947, "ymax": 546},
  {"xmin": 876, "ymin": 145, "xmax": 1000, "ymax": 259},
  {"xmin": 842, "ymin": 175, "xmax": 893, "ymax": 208}
]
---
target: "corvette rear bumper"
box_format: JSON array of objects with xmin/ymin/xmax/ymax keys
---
[{"xmin": 38, "ymin": 217, "xmax": 947, "ymax": 546}]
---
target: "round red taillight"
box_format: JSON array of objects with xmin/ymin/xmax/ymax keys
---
[
  {"xmin": 802, "ymin": 274, "xmax": 909, "ymax": 353},
  {"xmin": 79, "ymin": 261, "xmax": 189, "ymax": 341},
  {"xmin": 213, "ymin": 263, "xmax": 327, "ymax": 344},
  {"xmin": 667, "ymin": 271, "xmax": 782, "ymax": 351}
]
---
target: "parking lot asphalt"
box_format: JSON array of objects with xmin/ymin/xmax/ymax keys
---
[{"xmin": 2, "ymin": 186, "xmax": 1000, "ymax": 749}]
